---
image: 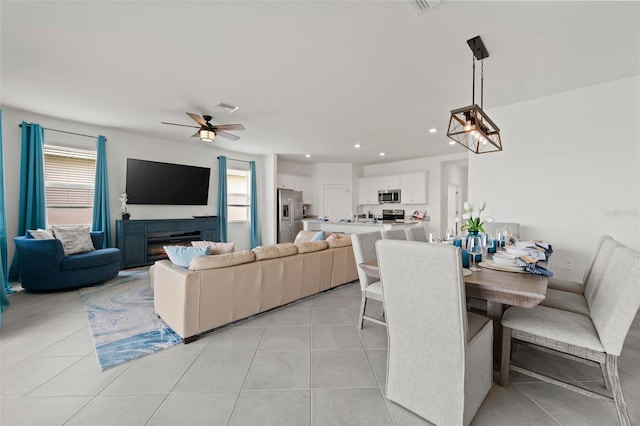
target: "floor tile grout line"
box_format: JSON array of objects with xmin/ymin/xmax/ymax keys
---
[
  {"xmin": 227, "ymin": 322, "xmax": 268, "ymax": 426},
  {"xmin": 513, "ymin": 383, "xmax": 565, "ymax": 426}
]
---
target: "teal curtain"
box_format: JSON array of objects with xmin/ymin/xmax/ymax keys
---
[
  {"xmin": 91, "ymin": 135, "xmax": 111, "ymax": 248},
  {"xmin": 249, "ymin": 161, "xmax": 260, "ymax": 248},
  {"xmin": 217, "ymin": 156, "xmax": 228, "ymax": 242},
  {"xmin": 8, "ymin": 122, "xmax": 46, "ymax": 281},
  {"xmin": 1, "ymin": 111, "xmax": 11, "ymax": 325}
]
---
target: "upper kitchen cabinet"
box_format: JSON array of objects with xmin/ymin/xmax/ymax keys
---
[
  {"xmin": 379, "ymin": 175, "xmax": 401, "ymax": 190},
  {"xmin": 293, "ymin": 175, "xmax": 313, "ymax": 204},
  {"xmin": 277, "ymin": 174, "xmax": 294, "ymax": 189},
  {"xmin": 358, "ymin": 176, "xmax": 379, "ymax": 205},
  {"xmin": 400, "ymin": 173, "xmax": 428, "ymax": 204}
]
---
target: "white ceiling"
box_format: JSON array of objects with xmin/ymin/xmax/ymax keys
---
[{"xmin": 2, "ymin": 1, "xmax": 639, "ymax": 165}]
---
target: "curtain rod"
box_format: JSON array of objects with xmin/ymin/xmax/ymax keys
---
[
  {"xmin": 18, "ymin": 123, "xmax": 104, "ymax": 141},
  {"xmin": 217, "ymin": 156, "xmax": 251, "ymax": 164}
]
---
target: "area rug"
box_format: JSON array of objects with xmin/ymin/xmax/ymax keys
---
[{"xmin": 79, "ymin": 268, "xmax": 182, "ymax": 371}]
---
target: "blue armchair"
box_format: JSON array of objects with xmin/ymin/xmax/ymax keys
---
[{"xmin": 13, "ymin": 232, "xmax": 121, "ymax": 291}]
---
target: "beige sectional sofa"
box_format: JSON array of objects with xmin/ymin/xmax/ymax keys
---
[{"xmin": 152, "ymin": 237, "xmax": 358, "ymax": 342}]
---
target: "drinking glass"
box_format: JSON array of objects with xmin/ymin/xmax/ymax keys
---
[
  {"xmin": 496, "ymin": 229, "xmax": 504, "ymax": 249},
  {"xmin": 468, "ymin": 236, "xmax": 482, "ymax": 271},
  {"xmin": 502, "ymin": 226, "xmax": 511, "ymax": 247},
  {"xmin": 486, "ymin": 234, "xmax": 496, "ymax": 254}
]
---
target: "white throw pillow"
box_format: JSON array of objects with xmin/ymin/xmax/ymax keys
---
[
  {"xmin": 51, "ymin": 226, "xmax": 95, "ymax": 255},
  {"xmin": 28, "ymin": 228, "xmax": 55, "ymax": 240},
  {"xmin": 191, "ymin": 240, "xmax": 235, "ymax": 255}
]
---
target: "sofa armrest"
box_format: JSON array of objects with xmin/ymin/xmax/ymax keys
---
[{"xmin": 14, "ymin": 236, "xmax": 66, "ymax": 264}]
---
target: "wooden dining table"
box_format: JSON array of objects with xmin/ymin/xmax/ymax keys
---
[{"xmin": 358, "ymin": 259, "xmax": 548, "ymax": 360}]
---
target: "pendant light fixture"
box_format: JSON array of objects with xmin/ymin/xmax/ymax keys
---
[{"xmin": 446, "ymin": 36, "xmax": 502, "ymax": 154}]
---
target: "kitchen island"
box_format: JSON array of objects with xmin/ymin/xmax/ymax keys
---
[{"xmin": 302, "ymin": 219, "xmax": 426, "ymax": 235}]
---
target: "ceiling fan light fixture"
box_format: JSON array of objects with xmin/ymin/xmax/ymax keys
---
[
  {"xmin": 200, "ymin": 129, "xmax": 215, "ymax": 142},
  {"xmin": 446, "ymin": 36, "xmax": 503, "ymax": 154}
]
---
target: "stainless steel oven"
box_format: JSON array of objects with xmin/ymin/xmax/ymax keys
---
[{"xmin": 378, "ymin": 189, "xmax": 401, "ymax": 204}]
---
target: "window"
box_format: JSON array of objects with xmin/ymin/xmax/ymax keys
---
[
  {"xmin": 227, "ymin": 168, "xmax": 250, "ymax": 222},
  {"xmin": 44, "ymin": 144, "xmax": 96, "ymax": 226}
]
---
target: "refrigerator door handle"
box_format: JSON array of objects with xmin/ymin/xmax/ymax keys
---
[{"xmin": 289, "ymin": 199, "xmax": 294, "ymax": 225}]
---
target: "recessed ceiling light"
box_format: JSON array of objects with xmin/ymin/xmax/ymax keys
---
[
  {"xmin": 354, "ymin": 144, "xmax": 361, "ymax": 148},
  {"xmin": 429, "ymin": 128, "xmax": 437, "ymax": 133},
  {"xmin": 305, "ymin": 154, "xmax": 311, "ymax": 158},
  {"xmin": 379, "ymin": 152, "xmax": 386, "ymax": 156}
]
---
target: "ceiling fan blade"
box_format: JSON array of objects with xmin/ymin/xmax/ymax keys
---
[
  {"xmin": 161, "ymin": 121, "xmax": 198, "ymax": 129},
  {"xmin": 216, "ymin": 130, "xmax": 240, "ymax": 141},
  {"xmin": 212, "ymin": 124, "xmax": 245, "ymax": 131},
  {"xmin": 191, "ymin": 131, "xmax": 200, "ymax": 137},
  {"xmin": 186, "ymin": 112, "xmax": 207, "ymax": 127}
]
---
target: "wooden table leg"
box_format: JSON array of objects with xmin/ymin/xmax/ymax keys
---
[{"xmin": 487, "ymin": 301, "xmax": 505, "ymax": 364}]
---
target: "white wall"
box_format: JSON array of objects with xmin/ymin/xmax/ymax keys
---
[
  {"xmin": 2, "ymin": 106, "xmax": 275, "ymax": 259},
  {"xmin": 312, "ymin": 163, "xmax": 356, "ymax": 219},
  {"xmin": 441, "ymin": 160, "xmax": 468, "ymax": 236},
  {"xmin": 470, "ymin": 75, "xmax": 640, "ymax": 281}
]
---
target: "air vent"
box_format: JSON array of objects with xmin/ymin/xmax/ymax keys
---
[
  {"xmin": 412, "ymin": 0, "xmax": 442, "ymax": 14},
  {"xmin": 215, "ymin": 102, "xmax": 239, "ymax": 114}
]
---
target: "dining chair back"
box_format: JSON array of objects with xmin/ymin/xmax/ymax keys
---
[
  {"xmin": 501, "ymin": 241, "xmax": 640, "ymax": 426},
  {"xmin": 381, "ymin": 228, "xmax": 406, "ymax": 240},
  {"xmin": 547, "ymin": 235, "xmax": 613, "ymax": 294},
  {"xmin": 377, "ymin": 240, "xmax": 492, "ymax": 426},
  {"xmin": 351, "ymin": 231, "xmax": 385, "ymax": 328},
  {"xmin": 404, "ymin": 226, "xmax": 428, "ymax": 242}
]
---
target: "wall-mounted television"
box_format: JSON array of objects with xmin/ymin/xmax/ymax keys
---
[{"xmin": 125, "ymin": 158, "xmax": 211, "ymax": 205}]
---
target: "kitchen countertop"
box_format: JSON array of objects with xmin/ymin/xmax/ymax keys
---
[{"xmin": 302, "ymin": 219, "xmax": 425, "ymax": 233}]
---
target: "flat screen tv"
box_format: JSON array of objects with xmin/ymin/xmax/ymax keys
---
[{"xmin": 126, "ymin": 158, "xmax": 211, "ymax": 205}]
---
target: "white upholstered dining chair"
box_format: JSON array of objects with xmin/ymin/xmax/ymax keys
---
[
  {"xmin": 404, "ymin": 226, "xmax": 428, "ymax": 242},
  {"xmin": 501, "ymin": 241, "xmax": 640, "ymax": 426},
  {"xmin": 377, "ymin": 240, "xmax": 493, "ymax": 426},
  {"xmin": 540, "ymin": 236, "xmax": 620, "ymax": 315},
  {"xmin": 351, "ymin": 231, "xmax": 385, "ymax": 328},
  {"xmin": 381, "ymin": 228, "xmax": 406, "ymax": 240},
  {"xmin": 545, "ymin": 234, "xmax": 613, "ymax": 295}
]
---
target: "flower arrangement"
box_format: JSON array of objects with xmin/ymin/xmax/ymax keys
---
[
  {"xmin": 456, "ymin": 201, "xmax": 494, "ymax": 234},
  {"xmin": 119, "ymin": 192, "xmax": 128, "ymax": 213}
]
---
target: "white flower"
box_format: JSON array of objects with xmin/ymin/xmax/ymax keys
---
[
  {"xmin": 478, "ymin": 202, "xmax": 486, "ymax": 211},
  {"xmin": 472, "ymin": 210, "xmax": 480, "ymax": 219},
  {"xmin": 485, "ymin": 216, "xmax": 495, "ymax": 223},
  {"xmin": 462, "ymin": 213, "xmax": 470, "ymax": 220},
  {"xmin": 463, "ymin": 202, "xmax": 471, "ymax": 211}
]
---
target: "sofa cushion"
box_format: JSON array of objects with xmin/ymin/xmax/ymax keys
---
[
  {"xmin": 191, "ymin": 240, "xmax": 236, "ymax": 254},
  {"xmin": 164, "ymin": 245, "xmax": 209, "ymax": 268},
  {"xmin": 189, "ymin": 249, "xmax": 256, "ymax": 270},
  {"xmin": 28, "ymin": 228, "xmax": 55, "ymax": 240},
  {"xmin": 296, "ymin": 241, "xmax": 329, "ymax": 254},
  {"xmin": 51, "ymin": 226, "xmax": 95, "ymax": 255},
  {"xmin": 294, "ymin": 230, "xmax": 324, "ymax": 244},
  {"xmin": 327, "ymin": 234, "xmax": 352, "ymax": 248},
  {"xmin": 252, "ymin": 243, "xmax": 298, "ymax": 260},
  {"xmin": 61, "ymin": 248, "xmax": 121, "ymax": 271}
]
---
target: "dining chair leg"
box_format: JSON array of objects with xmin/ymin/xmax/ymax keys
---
[
  {"xmin": 358, "ymin": 294, "xmax": 367, "ymax": 329},
  {"xmin": 600, "ymin": 363, "xmax": 611, "ymax": 390},
  {"xmin": 500, "ymin": 326, "xmax": 512, "ymax": 387},
  {"xmin": 605, "ymin": 354, "xmax": 631, "ymax": 426}
]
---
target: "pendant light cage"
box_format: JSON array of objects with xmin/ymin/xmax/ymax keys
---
[{"xmin": 447, "ymin": 36, "xmax": 502, "ymax": 154}]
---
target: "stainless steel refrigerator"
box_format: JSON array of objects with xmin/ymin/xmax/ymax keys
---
[{"xmin": 277, "ymin": 189, "xmax": 303, "ymax": 243}]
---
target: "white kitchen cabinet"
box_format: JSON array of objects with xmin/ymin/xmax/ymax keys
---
[
  {"xmin": 293, "ymin": 175, "xmax": 313, "ymax": 204},
  {"xmin": 379, "ymin": 175, "xmax": 401, "ymax": 190},
  {"xmin": 358, "ymin": 176, "xmax": 379, "ymax": 205},
  {"xmin": 277, "ymin": 174, "xmax": 294, "ymax": 189},
  {"xmin": 400, "ymin": 172, "xmax": 428, "ymax": 204}
]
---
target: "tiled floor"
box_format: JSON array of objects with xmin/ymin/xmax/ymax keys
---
[{"xmin": 1, "ymin": 272, "xmax": 639, "ymax": 426}]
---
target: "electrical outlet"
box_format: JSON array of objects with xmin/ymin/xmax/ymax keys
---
[{"xmin": 563, "ymin": 259, "xmax": 573, "ymax": 270}]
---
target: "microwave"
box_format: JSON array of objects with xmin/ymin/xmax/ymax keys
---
[{"xmin": 378, "ymin": 189, "xmax": 401, "ymax": 204}]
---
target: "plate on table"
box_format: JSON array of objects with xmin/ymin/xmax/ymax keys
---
[
  {"xmin": 463, "ymin": 268, "xmax": 472, "ymax": 277},
  {"xmin": 479, "ymin": 260, "xmax": 527, "ymax": 273},
  {"xmin": 491, "ymin": 254, "xmax": 520, "ymax": 267},
  {"xmin": 505, "ymin": 246, "xmax": 535, "ymax": 256}
]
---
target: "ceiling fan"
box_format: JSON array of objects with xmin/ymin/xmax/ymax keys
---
[{"xmin": 161, "ymin": 112, "xmax": 245, "ymax": 142}]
